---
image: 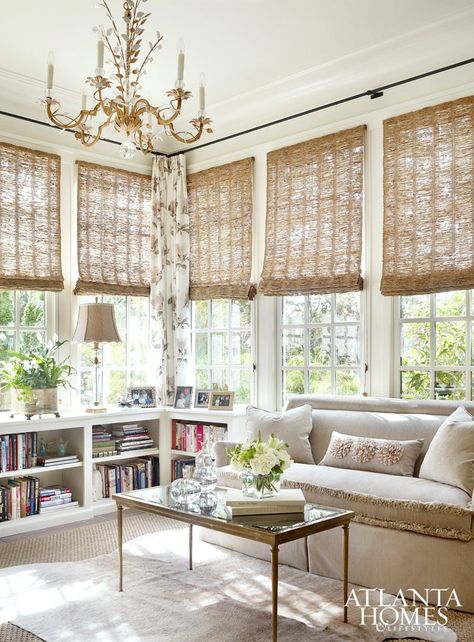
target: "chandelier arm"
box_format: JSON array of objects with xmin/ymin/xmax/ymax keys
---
[
  {"xmin": 135, "ymin": 129, "xmax": 153, "ymax": 155},
  {"xmin": 133, "ymin": 97, "xmax": 184, "ymax": 127},
  {"xmin": 45, "ymin": 100, "xmax": 97, "ymax": 130},
  {"xmin": 76, "ymin": 116, "xmax": 113, "ymax": 147},
  {"xmin": 166, "ymin": 120, "xmax": 205, "ymax": 145}
]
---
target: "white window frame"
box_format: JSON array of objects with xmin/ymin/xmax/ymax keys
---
[
  {"xmin": 191, "ymin": 299, "xmax": 257, "ymax": 405},
  {"xmin": 396, "ymin": 292, "xmax": 473, "ymax": 400},
  {"xmin": 77, "ymin": 295, "xmax": 151, "ymax": 405},
  {"xmin": 278, "ymin": 293, "xmax": 366, "ymax": 406}
]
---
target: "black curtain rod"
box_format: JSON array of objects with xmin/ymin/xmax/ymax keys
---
[
  {"xmin": 169, "ymin": 56, "xmax": 474, "ymax": 156},
  {"xmin": 1, "ymin": 56, "xmax": 473, "ymax": 158}
]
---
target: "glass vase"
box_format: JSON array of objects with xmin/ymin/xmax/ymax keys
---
[
  {"xmin": 170, "ymin": 467, "xmax": 201, "ymax": 505},
  {"xmin": 193, "ymin": 440, "xmax": 217, "ymax": 494},
  {"xmin": 242, "ymin": 470, "xmax": 281, "ymax": 499}
]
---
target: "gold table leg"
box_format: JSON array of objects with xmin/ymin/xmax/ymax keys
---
[
  {"xmin": 343, "ymin": 524, "xmax": 349, "ymax": 623},
  {"xmin": 272, "ymin": 545, "xmax": 279, "ymax": 642},
  {"xmin": 118, "ymin": 504, "xmax": 123, "ymax": 592},
  {"xmin": 189, "ymin": 523, "xmax": 193, "ymax": 571}
]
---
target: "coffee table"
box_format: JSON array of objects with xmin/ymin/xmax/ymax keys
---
[{"xmin": 113, "ymin": 486, "xmax": 354, "ymax": 642}]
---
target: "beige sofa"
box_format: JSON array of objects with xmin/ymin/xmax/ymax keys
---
[{"xmin": 207, "ymin": 395, "xmax": 474, "ymax": 613}]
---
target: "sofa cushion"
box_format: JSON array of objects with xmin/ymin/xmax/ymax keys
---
[
  {"xmin": 245, "ymin": 404, "xmax": 315, "ymax": 464},
  {"xmin": 419, "ymin": 406, "xmax": 474, "ymax": 495},
  {"xmin": 319, "ymin": 430, "xmax": 423, "ymax": 476},
  {"xmin": 217, "ymin": 463, "xmax": 474, "ymax": 542}
]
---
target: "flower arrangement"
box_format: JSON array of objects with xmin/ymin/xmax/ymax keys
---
[
  {"xmin": 228, "ymin": 433, "xmax": 293, "ymax": 497},
  {"xmin": 0, "ymin": 340, "xmax": 75, "ymax": 401}
]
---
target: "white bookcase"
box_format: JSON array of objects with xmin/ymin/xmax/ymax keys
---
[{"xmin": 0, "ymin": 406, "xmax": 246, "ymax": 536}]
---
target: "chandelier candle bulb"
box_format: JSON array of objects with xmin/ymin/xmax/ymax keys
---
[
  {"xmin": 177, "ymin": 38, "xmax": 185, "ymax": 82},
  {"xmin": 81, "ymin": 93, "xmax": 87, "ymax": 111},
  {"xmin": 46, "ymin": 51, "xmax": 54, "ymax": 93},
  {"xmin": 96, "ymin": 38, "xmax": 105, "ymax": 73},
  {"xmin": 199, "ymin": 73, "xmax": 206, "ymax": 112}
]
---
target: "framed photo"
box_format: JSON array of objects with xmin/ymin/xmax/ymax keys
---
[
  {"xmin": 128, "ymin": 386, "xmax": 157, "ymax": 408},
  {"xmin": 208, "ymin": 391, "xmax": 235, "ymax": 411},
  {"xmin": 194, "ymin": 389, "xmax": 211, "ymax": 409},
  {"xmin": 174, "ymin": 386, "xmax": 193, "ymax": 409}
]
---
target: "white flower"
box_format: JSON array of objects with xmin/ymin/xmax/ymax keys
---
[
  {"xmin": 279, "ymin": 448, "xmax": 292, "ymax": 471},
  {"xmin": 250, "ymin": 452, "xmax": 279, "ymax": 476}
]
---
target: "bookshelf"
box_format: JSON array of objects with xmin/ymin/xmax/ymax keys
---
[{"xmin": 0, "ymin": 406, "xmax": 246, "ymax": 535}]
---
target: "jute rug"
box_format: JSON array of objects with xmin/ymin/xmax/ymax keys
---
[{"xmin": 0, "ymin": 513, "xmax": 472, "ymax": 642}]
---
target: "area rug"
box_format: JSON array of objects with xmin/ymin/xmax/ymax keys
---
[{"xmin": 0, "ymin": 528, "xmax": 457, "ymax": 642}]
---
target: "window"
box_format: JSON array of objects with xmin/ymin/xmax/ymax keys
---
[
  {"xmin": 0, "ymin": 291, "xmax": 52, "ymax": 410},
  {"xmin": 281, "ymin": 293, "xmax": 362, "ymax": 403},
  {"xmin": 192, "ymin": 300, "xmax": 254, "ymax": 404},
  {"xmin": 78, "ymin": 295, "xmax": 151, "ymax": 405},
  {"xmin": 399, "ymin": 291, "xmax": 474, "ymax": 400}
]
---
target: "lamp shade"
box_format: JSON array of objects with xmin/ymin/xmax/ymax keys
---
[{"xmin": 72, "ymin": 303, "xmax": 121, "ymax": 343}]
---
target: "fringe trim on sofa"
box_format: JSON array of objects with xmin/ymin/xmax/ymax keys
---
[{"xmin": 216, "ymin": 470, "xmax": 473, "ymax": 542}]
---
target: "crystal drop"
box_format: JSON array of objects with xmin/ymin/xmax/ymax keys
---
[{"xmin": 119, "ymin": 141, "xmax": 136, "ymax": 160}]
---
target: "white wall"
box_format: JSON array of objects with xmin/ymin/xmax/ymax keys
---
[{"xmin": 0, "ymin": 70, "xmax": 473, "ymax": 411}]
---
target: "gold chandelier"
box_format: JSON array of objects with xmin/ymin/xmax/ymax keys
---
[{"xmin": 43, "ymin": 0, "xmax": 212, "ymax": 158}]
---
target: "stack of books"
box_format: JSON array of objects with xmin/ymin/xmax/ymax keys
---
[
  {"xmin": 112, "ymin": 424, "xmax": 155, "ymax": 453},
  {"xmin": 92, "ymin": 425, "xmax": 117, "ymax": 458},
  {"xmin": 37, "ymin": 455, "xmax": 80, "ymax": 467},
  {"xmin": 0, "ymin": 476, "xmax": 40, "ymax": 521},
  {"xmin": 225, "ymin": 488, "xmax": 306, "ymax": 518},
  {"xmin": 40, "ymin": 485, "xmax": 78, "ymax": 512}
]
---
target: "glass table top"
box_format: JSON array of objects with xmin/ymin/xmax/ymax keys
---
[{"xmin": 120, "ymin": 485, "xmax": 349, "ymax": 534}]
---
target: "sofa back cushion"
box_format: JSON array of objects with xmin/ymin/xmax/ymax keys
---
[{"xmin": 319, "ymin": 430, "xmax": 424, "ymax": 476}]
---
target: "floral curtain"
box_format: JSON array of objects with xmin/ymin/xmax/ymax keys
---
[{"xmin": 150, "ymin": 155, "xmax": 192, "ymax": 405}]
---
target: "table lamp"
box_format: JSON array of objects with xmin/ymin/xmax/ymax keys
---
[{"xmin": 72, "ymin": 299, "xmax": 121, "ymax": 413}]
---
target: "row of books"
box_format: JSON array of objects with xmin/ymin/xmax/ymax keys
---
[
  {"xmin": 94, "ymin": 456, "xmax": 160, "ymax": 498},
  {"xmin": 171, "ymin": 457, "xmax": 195, "ymax": 481},
  {"xmin": 0, "ymin": 476, "xmax": 40, "ymax": 521},
  {"xmin": 172, "ymin": 422, "xmax": 227, "ymax": 453},
  {"xmin": 0, "ymin": 432, "xmax": 38, "ymax": 472}
]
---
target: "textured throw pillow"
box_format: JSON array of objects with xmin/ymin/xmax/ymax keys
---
[
  {"xmin": 419, "ymin": 407, "xmax": 474, "ymax": 495},
  {"xmin": 246, "ymin": 404, "xmax": 315, "ymax": 464},
  {"xmin": 319, "ymin": 431, "xmax": 424, "ymax": 476}
]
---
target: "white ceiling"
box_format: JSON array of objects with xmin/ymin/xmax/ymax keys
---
[{"xmin": 0, "ymin": 0, "xmax": 473, "ymax": 154}]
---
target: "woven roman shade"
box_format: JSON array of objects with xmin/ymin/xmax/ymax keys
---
[
  {"xmin": 0, "ymin": 142, "xmax": 63, "ymax": 291},
  {"xmin": 260, "ymin": 125, "xmax": 365, "ymax": 296},
  {"xmin": 381, "ymin": 95, "xmax": 474, "ymax": 296},
  {"xmin": 74, "ymin": 161, "xmax": 152, "ymax": 296},
  {"xmin": 188, "ymin": 157, "xmax": 255, "ymax": 300}
]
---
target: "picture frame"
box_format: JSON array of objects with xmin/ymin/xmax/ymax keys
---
[
  {"xmin": 128, "ymin": 386, "xmax": 157, "ymax": 408},
  {"xmin": 194, "ymin": 389, "xmax": 212, "ymax": 409},
  {"xmin": 208, "ymin": 391, "xmax": 235, "ymax": 411},
  {"xmin": 174, "ymin": 386, "xmax": 193, "ymax": 409}
]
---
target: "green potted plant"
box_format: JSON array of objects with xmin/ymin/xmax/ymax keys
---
[{"xmin": 0, "ymin": 340, "xmax": 75, "ymax": 419}]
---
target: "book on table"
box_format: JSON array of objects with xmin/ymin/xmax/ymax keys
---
[{"xmin": 224, "ymin": 488, "xmax": 306, "ymax": 516}]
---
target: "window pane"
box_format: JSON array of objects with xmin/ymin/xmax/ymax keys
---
[
  {"xmin": 231, "ymin": 369, "xmax": 251, "ymax": 404},
  {"xmin": 282, "ymin": 328, "xmax": 305, "ymax": 366},
  {"xmin": 0, "ymin": 330, "xmax": 15, "ymax": 354},
  {"xmin": 19, "ymin": 331, "xmax": 45, "ymax": 353},
  {"xmin": 309, "ymin": 327, "xmax": 331, "ymax": 366},
  {"xmin": 128, "ymin": 296, "xmax": 149, "ymax": 333},
  {"xmin": 0, "ymin": 291, "xmax": 15, "ymax": 326},
  {"xmin": 335, "ymin": 370, "xmax": 360, "ymax": 395},
  {"xmin": 309, "ymin": 295, "xmax": 331, "ymax": 324},
  {"xmin": 283, "ymin": 296, "xmax": 305, "ymax": 325},
  {"xmin": 401, "ymin": 371, "xmax": 430, "ymax": 399},
  {"xmin": 335, "ymin": 325, "xmax": 360, "ymax": 366},
  {"xmin": 211, "ymin": 368, "xmax": 228, "ymax": 389},
  {"xmin": 211, "ymin": 332, "xmax": 229, "ymax": 365},
  {"xmin": 211, "ymin": 300, "xmax": 229, "ymax": 328},
  {"xmin": 194, "ymin": 300, "xmax": 209, "ymax": 329},
  {"xmin": 434, "ymin": 371, "xmax": 465, "ymax": 400},
  {"xmin": 400, "ymin": 322, "xmax": 430, "ymax": 366},
  {"xmin": 194, "ymin": 333, "xmax": 209, "ymax": 366},
  {"xmin": 309, "ymin": 370, "xmax": 332, "ymax": 394},
  {"xmin": 105, "ymin": 370, "xmax": 126, "ymax": 403},
  {"xmin": 283, "ymin": 370, "xmax": 304, "ymax": 395},
  {"xmin": 129, "ymin": 370, "xmax": 147, "ymax": 387},
  {"xmin": 401, "ymin": 295, "xmax": 430, "ymax": 318},
  {"xmin": 104, "ymin": 341, "xmax": 126, "ymax": 368},
  {"xmin": 231, "ymin": 300, "xmax": 251, "ymax": 328},
  {"xmin": 195, "ymin": 369, "xmax": 210, "ymax": 388},
  {"xmin": 435, "ymin": 321, "xmax": 466, "ymax": 366},
  {"xmin": 19, "ymin": 291, "xmax": 45, "ymax": 327},
  {"xmin": 231, "ymin": 331, "xmax": 251, "ymax": 365},
  {"xmin": 335, "ymin": 292, "xmax": 360, "ymax": 322},
  {"xmin": 105, "ymin": 295, "xmax": 126, "ymax": 336},
  {"xmin": 435, "ymin": 291, "xmax": 466, "ymax": 317},
  {"xmin": 128, "ymin": 333, "xmax": 148, "ymax": 369}
]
